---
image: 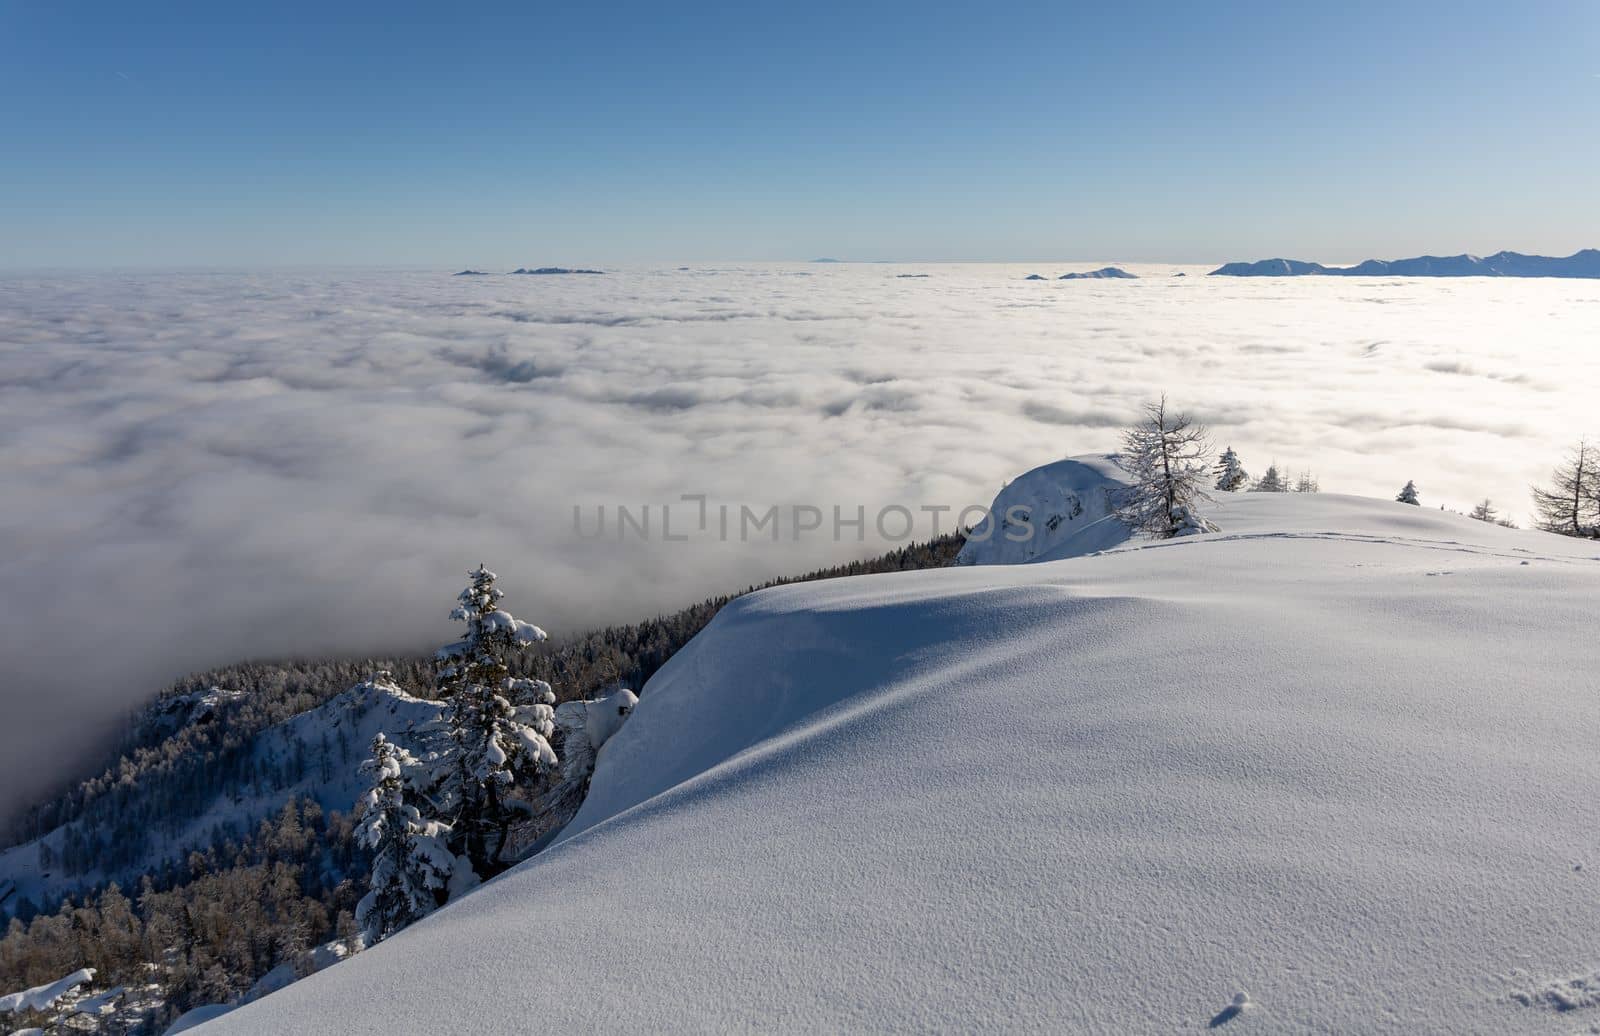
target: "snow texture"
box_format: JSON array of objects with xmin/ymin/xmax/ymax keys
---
[
  {"xmin": 164, "ymin": 1003, "xmax": 238, "ymax": 1034},
  {"xmin": 206, "ymin": 492, "xmax": 1600, "ymax": 1034}
]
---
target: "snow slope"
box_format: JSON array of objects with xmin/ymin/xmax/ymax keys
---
[{"xmin": 208, "ymin": 494, "xmax": 1600, "ymax": 1034}]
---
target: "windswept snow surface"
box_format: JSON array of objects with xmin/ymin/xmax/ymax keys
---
[{"xmin": 210, "ymin": 495, "xmax": 1600, "ymax": 1034}]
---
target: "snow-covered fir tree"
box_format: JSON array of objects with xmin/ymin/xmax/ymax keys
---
[
  {"xmin": 1396, "ymin": 480, "xmax": 1420, "ymax": 505},
  {"xmin": 1113, "ymin": 397, "xmax": 1215, "ymax": 538},
  {"xmin": 434, "ymin": 565, "xmax": 558, "ymax": 877},
  {"xmin": 1214, "ymin": 447, "xmax": 1249, "ymax": 492},
  {"xmin": 1250, "ymin": 464, "xmax": 1289, "ymax": 492},
  {"xmin": 1469, "ymin": 499, "xmax": 1498, "ymax": 523},
  {"xmin": 354, "ymin": 732, "xmax": 455, "ymax": 944},
  {"xmin": 1532, "ymin": 440, "xmax": 1599, "ymax": 537},
  {"xmin": 1294, "ymin": 470, "xmax": 1320, "ymax": 493}
]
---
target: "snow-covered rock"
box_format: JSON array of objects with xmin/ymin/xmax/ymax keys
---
[
  {"xmin": 582, "ymin": 687, "xmax": 638, "ymax": 752},
  {"xmin": 205, "ymin": 494, "xmax": 1600, "ymax": 1034},
  {"xmin": 956, "ymin": 453, "xmax": 1132, "ymax": 565},
  {"xmin": 0, "ymin": 968, "xmax": 95, "ymax": 1015},
  {"xmin": 507, "ymin": 687, "xmax": 638, "ymax": 855}
]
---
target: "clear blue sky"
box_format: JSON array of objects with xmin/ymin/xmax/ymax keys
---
[{"xmin": 1, "ymin": 1, "xmax": 1595, "ymax": 267}]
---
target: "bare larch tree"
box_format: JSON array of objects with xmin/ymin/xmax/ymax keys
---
[
  {"xmin": 1532, "ymin": 440, "xmax": 1599, "ymax": 537},
  {"xmin": 1114, "ymin": 397, "xmax": 1215, "ymax": 538}
]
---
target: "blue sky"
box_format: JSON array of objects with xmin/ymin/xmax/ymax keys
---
[{"xmin": 1, "ymin": 1, "xmax": 1595, "ymax": 267}]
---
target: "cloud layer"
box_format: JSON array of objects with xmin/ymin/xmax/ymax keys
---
[{"xmin": 2, "ymin": 263, "xmax": 1597, "ymax": 819}]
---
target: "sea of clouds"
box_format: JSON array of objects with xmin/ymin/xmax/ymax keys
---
[{"xmin": 2, "ymin": 262, "xmax": 1598, "ymax": 820}]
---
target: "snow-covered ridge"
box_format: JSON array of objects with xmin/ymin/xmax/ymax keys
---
[{"xmin": 210, "ymin": 493, "xmax": 1600, "ymax": 1034}]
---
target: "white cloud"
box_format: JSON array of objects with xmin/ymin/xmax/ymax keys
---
[{"xmin": 1, "ymin": 264, "xmax": 1598, "ymax": 819}]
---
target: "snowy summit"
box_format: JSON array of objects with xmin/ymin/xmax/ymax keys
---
[{"xmin": 206, "ymin": 483, "xmax": 1600, "ymax": 1034}]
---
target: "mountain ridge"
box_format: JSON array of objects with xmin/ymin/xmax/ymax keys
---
[{"xmin": 1211, "ymin": 248, "xmax": 1600, "ymax": 278}]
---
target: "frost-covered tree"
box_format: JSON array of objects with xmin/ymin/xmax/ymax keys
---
[
  {"xmin": 1214, "ymin": 447, "xmax": 1249, "ymax": 492},
  {"xmin": 1250, "ymin": 464, "xmax": 1288, "ymax": 493},
  {"xmin": 354, "ymin": 733, "xmax": 454, "ymax": 944},
  {"xmin": 1531, "ymin": 441, "xmax": 1600, "ymax": 538},
  {"xmin": 435, "ymin": 565, "xmax": 558, "ymax": 877},
  {"xmin": 1293, "ymin": 471, "xmax": 1320, "ymax": 493},
  {"xmin": 1396, "ymin": 480, "xmax": 1420, "ymax": 505},
  {"xmin": 1113, "ymin": 397, "xmax": 1215, "ymax": 538},
  {"xmin": 1469, "ymin": 499, "xmax": 1498, "ymax": 523}
]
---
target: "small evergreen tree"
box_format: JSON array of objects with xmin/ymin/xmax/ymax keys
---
[
  {"xmin": 435, "ymin": 566, "xmax": 558, "ymax": 877},
  {"xmin": 1250, "ymin": 464, "xmax": 1288, "ymax": 492},
  {"xmin": 1113, "ymin": 397, "xmax": 1215, "ymax": 538},
  {"xmin": 1397, "ymin": 480, "xmax": 1420, "ymax": 505},
  {"xmin": 1531, "ymin": 441, "xmax": 1599, "ymax": 537},
  {"xmin": 1469, "ymin": 499, "xmax": 1497, "ymax": 523},
  {"xmin": 354, "ymin": 733, "xmax": 454, "ymax": 944},
  {"xmin": 1214, "ymin": 447, "xmax": 1249, "ymax": 492},
  {"xmin": 1293, "ymin": 471, "xmax": 1320, "ymax": 493}
]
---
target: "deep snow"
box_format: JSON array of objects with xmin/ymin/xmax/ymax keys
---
[{"xmin": 207, "ymin": 493, "xmax": 1600, "ymax": 1033}]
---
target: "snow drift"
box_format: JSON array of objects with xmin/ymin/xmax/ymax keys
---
[{"xmin": 207, "ymin": 493, "xmax": 1600, "ymax": 1034}]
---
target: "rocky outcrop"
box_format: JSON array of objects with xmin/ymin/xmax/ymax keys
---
[{"xmin": 508, "ymin": 687, "xmax": 639, "ymax": 855}]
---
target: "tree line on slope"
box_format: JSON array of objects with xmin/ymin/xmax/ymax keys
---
[
  {"xmin": 1114, "ymin": 397, "xmax": 1595, "ymax": 537},
  {"xmin": 1, "ymin": 798, "xmax": 365, "ymax": 1032}
]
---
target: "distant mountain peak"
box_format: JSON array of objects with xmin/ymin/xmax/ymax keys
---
[
  {"xmin": 1210, "ymin": 249, "xmax": 1600, "ymax": 278},
  {"xmin": 1059, "ymin": 266, "xmax": 1137, "ymax": 280}
]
